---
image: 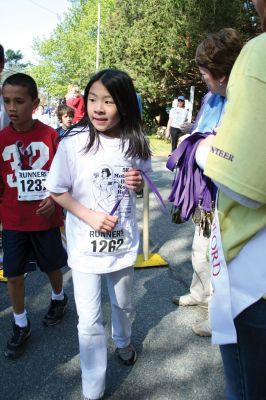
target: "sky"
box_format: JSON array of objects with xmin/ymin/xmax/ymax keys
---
[{"xmin": 0, "ymin": 0, "xmax": 71, "ymax": 64}]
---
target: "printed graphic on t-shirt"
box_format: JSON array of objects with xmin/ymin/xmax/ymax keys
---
[
  {"xmin": 91, "ymin": 164, "xmax": 131, "ymax": 215},
  {"xmin": 85, "ymin": 163, "xmax": 134, "ymax": 254}
]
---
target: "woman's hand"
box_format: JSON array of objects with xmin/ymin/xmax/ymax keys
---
[
  {"xmin": 124, "ymin": 169, "xmax": 144, "ymax": 192},
  {"xmin": 36, "ymin": 197, "xmax": 55, "ymax": 217}
]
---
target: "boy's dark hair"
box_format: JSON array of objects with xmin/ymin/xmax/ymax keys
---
[
  {"xmin": 2, "ymin": 73, "xmax": 38, "ymax": 100},
  {"xmin": 64, "ymin": 68, "xmax": 151, "ymax": 160},
  {"xmin": 195, "ymin": 28, "xmax": 243, "ymax": 79},
  {"xmin": 56, "ymin": 104, "xmax": 75, "ymax": 122}
]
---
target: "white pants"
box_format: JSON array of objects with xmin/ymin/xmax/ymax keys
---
[
  {"xmin": 72, "ymin": 267, "xmax": 134, "ymax": 400},
  {"xmin": 189, "ymin": 226, "xmax": 211, "ymax": 304}
]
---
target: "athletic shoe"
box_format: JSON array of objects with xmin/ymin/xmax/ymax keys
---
[
  {"xmin": 172, "ymin": 293, "xmax": 208, "ymax": 309},
  {"xmin": 116, "ymin": 343, "xmax": 137, "ymax": 366},
  {"xmin": 192, "ymin": 319, "xmax": 212, "ymax": 337},
  {"xmin": 5, "ymin": 318, "xmax": 31, "ymax": 359},
  {"xmin": 43, "ymin": 293, "xmax": 68, "ymax": 326}
]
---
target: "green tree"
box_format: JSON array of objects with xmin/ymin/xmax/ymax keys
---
[
  {"xmin": 102, "ymin": 0, "xmax": 256, "ymax": 125},
  {"xmin": 5, "ymin": 49, "xmax": 29, "ymax": 70},
  {"xmin": 28, "ymin": 0, "xmax": 115, "ymax": 98},
  {"xmin": 28, "ymin": 0, "xmax": 257, "ymax": 122}
]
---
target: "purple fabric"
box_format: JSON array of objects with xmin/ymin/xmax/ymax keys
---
[
  {"xmin": 166, "ymin": 132, "xmax": 217, "ymax": 221},
  {"xmin": 110, "ymin": 169, "xmax": 167, "ymax": 216}
]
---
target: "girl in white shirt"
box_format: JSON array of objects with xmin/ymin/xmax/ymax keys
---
[{"xmin": 46, "ymin": 69, "xmax": 151, "ymax": 400}]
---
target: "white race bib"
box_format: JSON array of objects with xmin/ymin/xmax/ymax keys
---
[
  {"xmin": 86, "ymin": 228, "xmax": 130, "ymax": 254},
  {"xmin": 16, "ymin": 169, "xmax": 48, "ymax": 201}
]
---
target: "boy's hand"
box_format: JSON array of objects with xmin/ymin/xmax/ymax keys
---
[
  {"xmin": 124, "ymin": 169, "xmax": 143, "ymax": 192},
  {"xmin": 85, "ymin": 210, "xmax": 118, "ymax": 232},
  {"xmin": 36, "ymin": 197, "xmax": 55, "ymax": 217}
]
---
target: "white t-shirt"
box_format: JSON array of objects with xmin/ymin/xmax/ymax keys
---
[
  {"xmin": 169, "ymin": 107, "xmax": 188, "ymax": 129},
  {"xmin": 46, "ymin": 128, "xmax": 151, "ymax": 274}
]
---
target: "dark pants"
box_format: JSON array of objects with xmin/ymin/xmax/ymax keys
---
[
  {"xmin": 170, "ymin": 127, "xmax": 182, "ymax": 152},
  {"xmin": 220, "ymin": 298, "xmax": 266, "ymax": 400}
]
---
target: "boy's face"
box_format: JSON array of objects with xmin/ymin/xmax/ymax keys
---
[
  {"xmin": 61, "ymin": 112, "xmax": 73, "ymax": 129},
  {"xmin": 2, "ymin": 84, "xmax": 39, "ymax": 131}
]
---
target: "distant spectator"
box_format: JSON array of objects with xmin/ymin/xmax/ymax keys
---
[
  {"xmin": 49, "ymin": 107, "xmax": 59, "ymax": 129},
  {"xmin": 0, "ymin": 43, "xmax": 9, "ymax": 130},
  {"xmin": 43, "ymin": 103, "xmax": 50, "ymax": 116},
  {"xmin": 136, "ymin": 93, "xmax": 143, "ymax": 115},
  {"xmin": 0, "ymin": 43, "xmax": 9, "ymax": 282},
  {"xmin": 66, "ymin": 85, "xmax": 85, "ymax": 123},
  {"xmin": 56, "ymin": 104, "xmax": 74, "ymax": 137},
  {"xmin": 33, "ymin": 104, "xmax": 51, "ymax": 126},
  {"xmin": 165, "ymin": 95, "xmax": 188, "ymax": 152}
]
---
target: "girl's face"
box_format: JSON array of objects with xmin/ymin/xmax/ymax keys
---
[
  {"xmin": 61, "ymin": 112, "xmax": 73, "ymax": 129},
  {"xmin": 198, "ymin": 67, "xmax": 225, "ymax": 96},
  {"xmin": 87, "ymin": 80, "xmax": 121, "ymax": 138}
]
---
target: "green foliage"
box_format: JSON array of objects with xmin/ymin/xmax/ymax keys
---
[
  {"xmin": 28, "ymin": 0, "xmax": 115, "ymax": 97},
  {"xmin": 102, "ymin": 0, "xmax": 255, "ymax": 105},
  {"xmin": 5, "ymin": 49, "xmax": 29, "ymax": 70},
  {"xmin": 27, "ymin": 0, "xmax": 257, "ymax": 118}
]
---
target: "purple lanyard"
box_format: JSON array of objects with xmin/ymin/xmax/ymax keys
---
[{"xmin": 110, "ymin": 170, "xmax": 167, "ymax": 215}]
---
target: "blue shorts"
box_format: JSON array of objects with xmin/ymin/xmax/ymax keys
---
[{"xmin": 3, "ymin": 228, "xmax": 67, "ymax": 278}]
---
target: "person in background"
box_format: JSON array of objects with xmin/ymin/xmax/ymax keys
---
[
  {"xmin": 171, "ymin": 28, "xmax": 243, "ymax": 338},
  {"xmin": 46, "ymin": 68, "xmax": 151, "ymax": 400},
  {"xmin": 32, "ymin": 104, "xmax": 51, "ymax": 126},
  {"xmin": 0, "ymin": 44, "xmax": 9, "ymax": 130},
  {"xmin": 0, "ymin": 73, "xmax": 68, "ymax": 359},
  {"xmin": 0, "ymin": 43, "xmax": 9, "ymax": 282},
  {"xmin": 49, "ymin": 107, "xmax": 59, "ymax": 129},
  {"xmin": 196, "ymin": 1, "xmax": 266, "ymax": 398},
  {"xmin": 66, "ymin": 85, "xmax": 85, "ymax": 123},
  {"xmin": 165, "ymin": 95, "xmax": 188, "ymax": 152},
  {"xmin": 56, "ymin": 104, "xmax": 75, "ymax": 137}
]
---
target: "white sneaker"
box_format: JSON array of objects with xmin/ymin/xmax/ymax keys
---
[
  {"xmin": 172, "ymin": 293, "xmax": 208, "ymax": 309},
  {"xmin": 192, "ymin": 319, "xmax": 212, "ymax": 337}
]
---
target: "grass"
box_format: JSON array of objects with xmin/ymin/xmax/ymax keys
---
[{"xmin": 148, "ymin": 134, "xmax": 170, "ymax": 157}]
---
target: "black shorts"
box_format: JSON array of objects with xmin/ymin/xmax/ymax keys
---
[{"xmin": 3, "ymin": 228, "xmax": 67, "ymax": 278}]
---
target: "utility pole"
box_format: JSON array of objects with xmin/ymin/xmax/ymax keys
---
[{"xmin": 96, "ymin": 0, "xmax": 101, "ymax": 71}]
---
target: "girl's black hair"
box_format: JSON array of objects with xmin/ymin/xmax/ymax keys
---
[{"xmin": 63, "ymin": 69, "xmax": 151, "ymax": 160}]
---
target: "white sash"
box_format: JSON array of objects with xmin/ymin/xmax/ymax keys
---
[{"xmin": 210, "ymin": 205, "xmax": 266, "ymax": 345}]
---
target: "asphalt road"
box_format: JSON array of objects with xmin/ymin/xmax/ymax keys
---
[{"xmin": 0, "ymin": 156, "xmax": 224, "ymax": 400}]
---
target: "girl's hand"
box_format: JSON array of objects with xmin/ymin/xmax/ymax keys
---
[
  {"xmin": 36, "ymin": 197, "xmax": 55, "ymax": 217},
  {"xmin": 85, "ymin": 210, "xmax": 118, "ymax": 232},
  {"xmin": 124, "ymin": 169, "xmax": 144, "ymax": 192}
]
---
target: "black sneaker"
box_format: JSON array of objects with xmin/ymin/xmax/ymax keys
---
[
  {"xmin": 5, "ymin": 318, "xmax": 31, "ymax": 359},
  {"xmin": 116, "ymin": 343, "xmax": 137, "ymax": 366},
  {"xmin": 43, "ymin": 293, "xmax": 68, "ymax": 326}
]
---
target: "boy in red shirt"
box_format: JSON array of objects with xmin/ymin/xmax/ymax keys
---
[{"xmin": 0, "ymin": 73, "xmax": 68, "ymax": 359}]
